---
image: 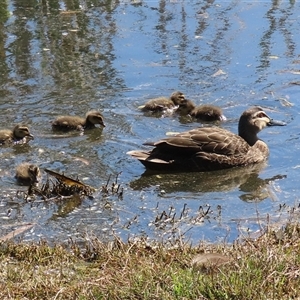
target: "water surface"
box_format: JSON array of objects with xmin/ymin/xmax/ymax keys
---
[{"xmin": 0, "ymin": 0, "xmax": 299, "ymax": 244}]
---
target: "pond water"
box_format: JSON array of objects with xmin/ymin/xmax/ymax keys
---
[{"xmin": 0, "ymin": 0, "xmax": 299, "ymax": 245}]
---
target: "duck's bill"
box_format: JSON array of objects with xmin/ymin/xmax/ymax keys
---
[
  {"xmin": 268, "ymin": 119, "xmax": 286, "ymax": 126},
  {"xmin": 28, "ymin": 134, "xmax": 34, "ymax": 140},
  {"xmin": 219, "ymin": 114, "xmax": 227, "ymax": 121}
]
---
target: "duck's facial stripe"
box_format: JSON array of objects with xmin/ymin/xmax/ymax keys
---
[{"xmin": 255, "ymin": 111, "xmax": 269, "ymax": 119}]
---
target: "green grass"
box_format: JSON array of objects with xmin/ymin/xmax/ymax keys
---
[
  {"xmin": 0, "ymin": 0, "xmax": 9, "ymax": 23},
  {"xmin": 0, "ymin": 223, "xmax": 299, "ymax": 299}
]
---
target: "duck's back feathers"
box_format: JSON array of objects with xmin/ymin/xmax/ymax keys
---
[
  {"xmin": 129, "ymin": 128, "xmax": 253, "ymax": 172},
  {"xmin": 141, "ymin": 97, "xmax": 175, "ymax": 111},
  {"xmin": 148, "ymin": 127, "xmax": 248, "ymax": 156},
  {"xmin": 178, "ymin": 100, "xmax": 226, "ymax": 122},
  {"xmin": 190, "ymin": 105, "xmax": 226, "ymax": 121},
  {"xmin": 52, "ymin": 116, "xmax": 85, "ymax": 131},
  {"xmin": 140, "ymin": 91, "xmax": 185, "ymax": 112}
]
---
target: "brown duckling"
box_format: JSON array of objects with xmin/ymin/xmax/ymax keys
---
[
  {"xmin": 52, "ymin": 110, "xmax": 105, "ymax": 131},
  {"xmin": 177, "ymin": 99, "xmax": 226, "ymax": 121},
  {"xmin": 0, "ymin": 125, "xmax": 34, "ymax": 145},
  {"xmin": 15, "ymin": 163, "xmax": 40, "ymax": 185},
  {"xmin": 127, "ymin": 107, "xmax": 286, "ymax": 172},
  {"xmin": 139, "ymin": 91, "xmax": 185, "ymax": 112}
]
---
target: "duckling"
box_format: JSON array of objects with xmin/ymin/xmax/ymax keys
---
[
  {"xmin": 139, "ymin": 91, "xmax": 185, "ymax": 112},
  {"xmin": 127, "ymin": 107, "xmax": 286, "ymax": 172},
  {"xmin": 0, "ymin": 125, "xmax": 34, "ymax": 145},
  {"xmin": 177, "ymin": 99, "xmax": 226, "ymax": 121},
  {"xmin": 15, "ymin": 163, "xmax": 40, "ymax": 185},
  {"xmin": 52, "ymin": 110, "xmax": 105, "ymax": 131}
]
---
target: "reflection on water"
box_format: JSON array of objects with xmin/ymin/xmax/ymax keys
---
[
  {"xmin": 51, "ymin": 194, "xmax": 82, "ymax": 220},
  {"xmin": 130, "ymin": 162, "xmax": 286, "ymax": 202},
  {"xmin": 0, "ymin": 1, "xmax": 298, "ymax": 243}
]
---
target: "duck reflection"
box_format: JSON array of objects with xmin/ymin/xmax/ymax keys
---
[{"xmin": 130, "ymin": 162, "xmax": 286, "ymax": 202}]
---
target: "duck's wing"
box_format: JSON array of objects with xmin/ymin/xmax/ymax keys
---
[{"xmin": 147, "ymin": 127, "xmax": 250, "ymax": 156}]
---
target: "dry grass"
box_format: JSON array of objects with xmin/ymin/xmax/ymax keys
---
[{"xmin": 0, "ymin": 221, "xmax": 299, "ymax": 300}]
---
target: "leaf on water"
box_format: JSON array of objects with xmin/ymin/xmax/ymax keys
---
[
  {"xmin": 289, "ymin": 81, "xmax": 300, "ymax": 85},
  {"xmin": 59, "ymin": 10, "xmax": 81, "ymax": 14},
  {"xmin": 0, "ymin": 223, "xmax": 35, "ymax": 242},
  {"xmin": 44, "ymin": 169, "xmax": 95, "ymax": 191},
  {"xmin": 279, "ymin": 69, "xmax": 300, "ymax": 75},
  {"xmin": 212, "ymin": 69, "xmax": 226, "ymax": 77},
  {"xmin": 290, "ymin": 70, "xmax": 300, "ymax": 75},
  {"xmin": 278, "ymin": 97, "xmax": 293, "ymax": 107},
  {"xmin": 73, "ymin": 156, "xmax": 90, "ymax": 165}
]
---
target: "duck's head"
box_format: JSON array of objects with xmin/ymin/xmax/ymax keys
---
[
  {"xmin": 238, "ymin": 107, "xmax": 286, "ymax": 145},
  {"xmin": 177, "ymin": 99, "xmax": 196, "ymax": 114},
  {"xmin": 13, "ymin": 125, "xmax": 34, "ymax": 140},
  {"xmin": 28, "ymin": 164, "xmax": 40, "ymax": 183},
  {"xmin": 86, "ymin": 111, "xmax": 105, "ymax": 127},
  {"xmin": 170, "ymin": 91, "xmax": 185, "ymax": 105}
]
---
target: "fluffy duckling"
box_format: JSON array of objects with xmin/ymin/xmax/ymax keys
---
[
  {"xmin": 0, "ymin": 125, "xmax": 34, "ymax": 145},
  {"xmin": 139, "ymin": 91, "xmax": 185, "ymax": 112},
  {"xmin": 15, "ymin": 163, "xmax": 40, "ymax": 186},
  {"xmin": 52, "ymin": 110, "xmax": 105, "ymax": 131},
  {"xmin": 177, "ymin": 99, "xmax": 226, "ymax": 121}
]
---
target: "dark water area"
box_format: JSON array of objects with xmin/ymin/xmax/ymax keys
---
[{"xmin": 0, "ymin": 0, "xmax": 299, "ymax": 244}]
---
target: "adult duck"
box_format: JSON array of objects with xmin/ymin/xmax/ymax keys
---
[{"xmin": 127, "ymin": 107, "xmax": 286, "ymax": 172}]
